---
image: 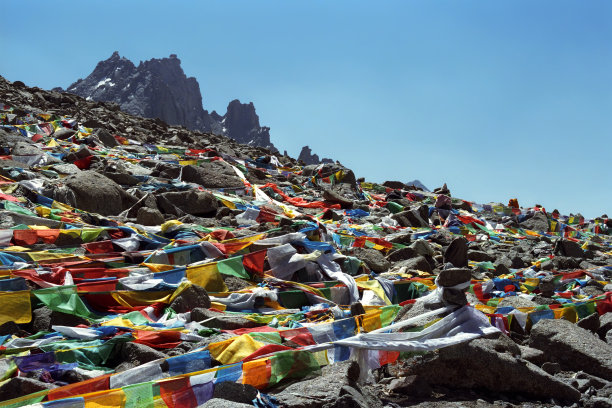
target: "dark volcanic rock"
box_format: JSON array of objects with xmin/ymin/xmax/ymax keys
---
[
  {"xmin": 391, "ymin": 209, "xmax": 429, "ymax": 228},
  {"xmin": 467, "ymin": 250, "xmax": 495, "ymax": 262},
  {"xmin": 577, "ymin": 312, "xmax": 600, "ymax": 333},
  {"xmin": 200, "ymin": 399, "xmax": 252, "ymax": 408},
  {"xmin": 322, "ymin": 188, "xmax": 353, "ymax": 208},
  {"xmin": 437, "ymin": 268, "xmax": 472, "ymax": 287},
  {"xmin": 301, "ymin": 163, "xmax": 356, "ymax": 187}
]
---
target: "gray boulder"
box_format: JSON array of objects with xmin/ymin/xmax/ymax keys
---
[
  {"xmin": 467, "ymin": 250, "xmax": 495, "ymax": 262},
  {"xmin": 94, "ymin": 128, "xmax": 119, "ymax": 147},
  {"xmin": 42, "ymin": 170, "xmax": 137, "ymax": 215},
  {"xmin": 180, "ymin": 161, "xmax": 244, "ymax": 189},
  {"xmin": 598, "ymin": 312, "xmax": 612, "ymax": 340},
  {"xmin": 436, "ymin": 268, "xmax": 471, "ymax": 287},
  {"xmin": 395, "ymin": 256, "xmax": 432, "ymax": 273},
  {"xmin": 191, "ymin": 308, "xmax": 264, "ymax": 330},
  {"xmin": 271, "ymin": 360, "xmax": 381, "ymax": 408},
  {"xmin": 444, "ymin": 237, "xmax": 469, "ymax": 268},
  {"xmin": 386, "ymin": 232, "xmax": 412, "ymax": 245},
  {"xmin": 577, "ymin": 313, "xmax": 600, "ymax": 333},
  {"xmin": 555, "ymin": 238, "xmax": 584, "ymax": 258},
  {"xmin": 12, "ymin": 141, "xmax": 50, "ymax": 157},
  {"xmin": 212, "ymin": 382, "xmax": 258, "ymax": 404},
  {"xmin": 29, "ymin": 307, "xmax": 90, "ymax": 333},
  {"xmin": 53, "ymin": 128, "xmax": 76, "ymax": 139},
  {"xmin": 301, "ymin": 163, "xmax": 356, "ymax": 187},
  {"xmin": 322, "ymin": 188, "xmax": 353, "ymax": 208},
  {"xmin": 497, "ymin": 296, "xmax": 538, "ymax": 309},
  {"xmin": 409, "ymin": 239, "xmax": 435, "ymax": 257},
  {"xmin": 168, "ymin": 284, "xmax": 211, "ymax": 313},
  {"xmin": 352, "ymin": 247, "xmax": 391, "ymax": 273},
  {"xmin": 120, "ymin": 342, "xmax": 166, "ymax": 367},
  {"xmin": 385, "ymin": 246, "xmax": 418, "ymax": 262},
  {"xmin": 159, "ymin": 190, "xmax": 218, "ymax": 217},
  {"xmin": 0, "ymin": 377, "xmax": 57, "ymax": 402},
  {"xmin": 410, "ymin": 333, "xmax": 581, "ymax": 402},
  {"xmin": 520, "ymin": 211, "xmax": 549, "ymax": 232},
  {"xmin": 50, "ymin": 163, "xmax": 81, "ymax": 175},
  {"xmin": 529, "ymin": 318, "xmax": 612, "ymax": 380},
  {"xmin": 391, "ymin": 209, "xmax": 428, "ymax": 228},
  {"xmin": 137, "ymin": 207, "xmax": 165, "ymax": 226},
  {"xmin": 103, "ymin": 171, "xmax": 141, "ymax": 186}
]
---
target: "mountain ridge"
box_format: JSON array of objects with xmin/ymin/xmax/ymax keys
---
[{"xmin": 65, "ymin": 52, "xmax": 278, "ymax": 151}]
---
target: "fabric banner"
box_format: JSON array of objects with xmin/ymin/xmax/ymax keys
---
[{"xmin": 0, "ymin": 290, "xmax": 32, "ymax": 325}]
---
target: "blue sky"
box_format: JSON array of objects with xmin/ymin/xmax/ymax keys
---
[{"xmin": 2, "ymin": 1, "xmax": 611, "ymax": 218}]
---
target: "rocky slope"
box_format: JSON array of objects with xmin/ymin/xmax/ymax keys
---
[{"xmin": 0, "ymin": 75, "xmax": 611, "ymax": 408}]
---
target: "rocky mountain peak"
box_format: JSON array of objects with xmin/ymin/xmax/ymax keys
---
[
  {"xmin": 221, "ymin": 100, "xmax": 274, "ymax": 150},
  {"xmin": 65, "ymin": 53, "xmax": 277, "ymax": 151},
  {"xmin": 298, "ymin": 145, "xmax": 334, "ymax": 165}
]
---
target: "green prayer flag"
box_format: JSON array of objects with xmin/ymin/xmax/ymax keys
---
[
  {"xmin": 217, "ymin": 256, "xmax": 250, "ymax": 279},
  {"xmin": 33, "ymin": 285, "xmax": 99, "ymax": 320},
  {"xmin": 80, "ymin": 228, "xmax": 104, "ymax": 243},
  {"xmin": 249, "ymin": 331, "xmax": 283, "ymax": 345},
  {"xmin": 124, "ymin": 381, "xmax": 155, "ymax": 408},
  {"xmin": 0, "ymin": 392, "xmax": 46, "ymax": 408},
  {"xmin": 269, "ymin": 350, "xmax": 320, "ymax": 387},
  {"xmin": 122, "ymin": 310, "xmax": 151, "ymax": 326},
  {"xmin": 4, "ymin": 202, "xmax": 35, "ymax": 216}
]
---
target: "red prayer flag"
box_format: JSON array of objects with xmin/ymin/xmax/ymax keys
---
[
  {"xmin": 47, "ymin": 374, "xmax": 111, "ymax": 400},
  {"xmin": 243, "ymin": 249, "xmax": 267, "ymax": 277},
  {"xmin": 159, "ymin": 377, "xmax": 198, "ymax": 408}
]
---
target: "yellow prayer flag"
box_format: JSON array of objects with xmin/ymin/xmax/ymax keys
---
[
  {"xmin": 100, "ymin": 316, "xmax": 137, "ymax": 328},
  {"xmin": 361, "ymin": 309, "xmax": 383, "ymax": 332},
  {"xmin": 111, "ymin": 291, "xmax": 173, "ymax": 308},
  {"xmin": 186, "ymin": 263, "xmax": 228, "ymax": 292},
  {"xmin": 356, "ymin": 280, "xmax": 391, "ymax": 305},
  {"xmin": 554, "ymin": 307, "xmax": 578, "ymax": 323},
  {"xmin": 208, "ymin": 334, "xmax": 264, "ymax": 365},
  {"xmin": 0, "ymin": 291, "xmax": 31, "ymax": 325},
  {"xmin": 179, "ymin": 160, "xmax": 198, "ymax": 166},
  {"xmin": 83, "ymin": 388, "xmax": 126, "ymax": 408},
  {"xmin": 142, "ymin": 263, "xmax": 175, "ymax": 272},
  {"xmin": 220, "ymin": 199, "xmax": 236, "ymax": 210}
]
